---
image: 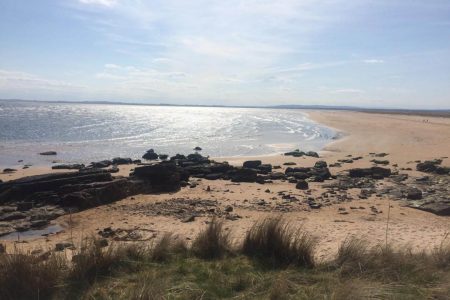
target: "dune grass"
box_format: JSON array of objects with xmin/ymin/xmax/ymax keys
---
[
  {"xmin": 242, "ymin": 215, "xmax": 316, "ymax": 268},
  {"xmin": 191, "ymin": 218, "xmax": 232, "ymax": 259},
  {"xmin": 1, "ymin": 216, "xmax": 450, "ymax": 299}
]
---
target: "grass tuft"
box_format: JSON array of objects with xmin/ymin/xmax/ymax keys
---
[
  {"xmin": 191, "ymin": 218, "xmax": 231, "ymax": 259},
  {"xmin": 242, "ymin": 215, "xmax": 316, "ymax": 268},
  {"xmin": 0, "ymin": 250, "xmax": 65, "ymax": 300}
]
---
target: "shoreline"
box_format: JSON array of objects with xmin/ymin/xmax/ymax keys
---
[{"xmin": 1, "ymin": 110, "xmax": 449, "ymax": 261}]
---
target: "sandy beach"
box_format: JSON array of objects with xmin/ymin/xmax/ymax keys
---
[{"xmin": 1, "ymin": 110, "xmax": 449, "ymax": 261}]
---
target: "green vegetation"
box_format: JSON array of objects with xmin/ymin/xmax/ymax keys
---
[{"xmin": 1, "ymin": 216, "xmax": 450, "ymax": 299}]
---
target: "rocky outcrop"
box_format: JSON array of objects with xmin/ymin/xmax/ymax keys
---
[
  {"xmin": 52, "ymin": 164, "xmax": 85, "ymax": 170},
  {"xmin": 131, "ymin": 162, "xmax": 187, "ymax": 192}
]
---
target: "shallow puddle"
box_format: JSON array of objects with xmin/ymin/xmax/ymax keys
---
[{"xmin": 0, "ymin": 224, "xmax": 64, "ymax": 241}]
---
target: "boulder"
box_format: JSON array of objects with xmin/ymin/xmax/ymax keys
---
[
  {"xmin": 295, "ymin": 180, "xmax": 309, "ymax": 190},
  {"xmin": 170, "ymin": 154, "xmax": 186, "ymax": 161},
  {"xmin": 90, "ymin": 160, "xmax": 112, "ymax": 168},
  {"xmin": 348, "ymin": 167, "xmax": 391, "ymax": 179},
  {"xmin": 243, "ymin": 160, "xmax": 262, "ymax": 169},
  {"xmin": 413, "ymin": 202, "xmax": 450, "ymax": 216},
  {"xmin": 132, "ymin": 162, "xmax": 184, "ymax": 192},
  {"xmin": 158, "ymin": 154, "xmax": 169, "ymax": 160},
  {"xmin": 112, "ymin": 157, "xmax": 132, "ymax": 165},
  {"xmin": 305, "ymin": 151, "xmax": 319, "ymax": 158},
  {"xmin": 257, "ymin": 164, "xmax": 272, "ymax": 174},
  {"xmin": 314, "ymin": 161, "xmax": 327, "ymax": 168},
  {"xmin": 284, "ymin": 150, "xmax": 305, "ymax": 157},
  {"xmin": 406, "ymin": 188, "xmax": 422, "ymax": 200},
  {"xmin": 3, "ymin": 168, "xmax": 17, "ymax": 173},
  {"xmin": 193, "ymin": 146, "xmax": 202, "ymax": 151},
  {"xmin": 230, "ymin": 168, "xmax": 257, "ymax": 183},
  {"xmin": 187, "ymin": 153, "xmax": 209, "ymax": 163},
  {"xmin": 416, "ymin": 159, "xmax": 441, "ymax": 171},
  {"xmin": 142, "ymin": 149, "xmax": 159, "ymax": 160}
]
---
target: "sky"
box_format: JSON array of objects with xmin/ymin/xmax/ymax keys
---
[{"xmin": 0, "ymin": 0, "xmax": 449, "ymax": 109}]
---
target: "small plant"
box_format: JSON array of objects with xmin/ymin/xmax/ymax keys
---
[{"xmin": 191, "ymin": 218, "xmax": 231, "ymax": 259}]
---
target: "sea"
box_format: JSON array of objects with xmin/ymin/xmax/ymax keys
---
[{"xmin": 0, "ymin": 101, "xmax": 336, "ymax": 167}]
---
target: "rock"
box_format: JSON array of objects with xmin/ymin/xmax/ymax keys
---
[
  {"xmin": 224, "ymin": 205, "xmax": 233, "ymax": 212},
  {"xmin": 182, "ymin": 215, "xmax": 195, "ymax": 223},
  {"xmin": 0, "ymin": 243, "xmax": 5, "ymax": 253},
  {"xmin": 283, "ymin": 162, "xmax": 296, "ymax": 166},
  {"xmin": 371, "ymin": 159, "xmax": 389, "ymax": 165},
  {"xmin": 142, "ymin": 149, "xmax": 159, "ymax": 160},
  {"xmin": 230, "ymin": 168, "xmax": 257, "ymax": 183},
  {"xmin": 204, "ymin": 173, "xmax": 222, "ymax": 180},
  {"xmin": 3, "ymin": 168, "xmax": 17, "ymax": 173},
  {"xmin": 257, "ymin": 164, "xmax": 272, "ymax": 174},
  {"xmin": 170, "ymin": 154, "xmax": 186, "ymax": 161},
  {"xmin": 186, "ymin": 153, "xmax": 209, "ymax": 163},
  {"xmin": 295, "ymin": 180, "xmax": 309, "ymax": 190},
  {"xmin": 243, "ymin": 160, "xmax": 262, "ymax": 169},
  {"xmin": 112, "ymin": 157, "xmax": 132, "ymax": 165},
  {"xmin": 194, "ymin": 146, "xmax": 202, "ymax": 151},
  {"xmin": 414, "ymin": 202, "xmax": 450, "ymax": 216},
  {"xmin": 132, "ymin": 162, "xmax": 185, "ymax": 192},
  {"xmin": 348, "ymin": 167, "xmax": 391, "ymax": 179},
  {"xmin": 40, "ymin": 151, "xmax": 57, "ymax": 156},
  {"xmin": 284, "ymin": 150, "xmax": 305, "ymax": 157},
  {"xmin": 0, "ymin": 211, "xmax": 27, "ymax": 221},
  {"xmin": 30, "ymin": 219, "xmax": 49, "ymax": 228},
  {"xmin": 416, "ymin": 160, "xmax": 442, "ymax": 173},
  {"xmin": 90, "ymin": 160, "xmax": 112, "ymax": 168},
  {"xmin": 52, "ymin": 164, "xmax": 85, "ymax": 170},
  {"xmin": 17, "ymin": 202, "xmax": 33, "ymax": 211},
  {"xmin": 55, "ymin": 242, "xmax": 74, "ymax": 251},
  {"xmin": 406, "ymin": 188, "xmax": 422, "ymax": 200},
  {"xmin": 374, "ymin": 153, "xmax": 388, "ymax": 157},
  {"xmin": 158, "ymin": 154, "xmax": 169, "ymax": 160},
  {"xmin": 305, "ymin": 151, "xmax": 319, "ymax": 158},
  {"xmin": 314, "ymin": 161, "xmax": 327, "ymax": 168},
  {"xmin": 309, "ymin": 203, "xmax": 322, "ymax": 209}
]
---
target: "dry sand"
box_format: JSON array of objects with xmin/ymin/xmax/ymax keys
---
[{"xmin": 1, "ymin": 110, "xmax": 450, "ymax": 260}]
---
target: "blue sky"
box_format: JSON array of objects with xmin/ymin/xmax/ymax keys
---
[{"xmin": 0, "ymin": 0, "xmax": 449, "ymax": 108}]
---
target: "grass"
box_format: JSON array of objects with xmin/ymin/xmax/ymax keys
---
[
  {"xmin": 1, "ymin": 216, "xmax": 450, "ymax": 299},
  {"xmin": 242, "ymin": 215, "xmax": 316, "ymax": 268},
  {"xmin": 191, "ymin": 218, "xmax": 232, "ymax": 259},
  {"xmin": 0, "ymin": 249, "xmax": 66, "ymax": 300}
]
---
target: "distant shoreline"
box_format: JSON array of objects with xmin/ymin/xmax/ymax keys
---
[{"xmin": 1, "ymin": 98, "xmax": 449, "ymax": 118}]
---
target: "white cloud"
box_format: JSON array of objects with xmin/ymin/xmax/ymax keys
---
[
  {"xmin": 78, "ymin": 0, "xmax": 118, "ymax": 7},
  {"xmin": 331, "ymin": 88, "xmax": 365, "ymax": 94},
  {"xmin": 0, "ymin": 69, "xmax": 83, "ymax": 90},
  {"xmin": 363, "ymin": 59, "xmax": 385, "ymax": 64}
]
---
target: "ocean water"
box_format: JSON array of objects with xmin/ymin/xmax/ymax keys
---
[{"xmin": 0, "ymin": 101, "xmax": 336, "ymax": 167}]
